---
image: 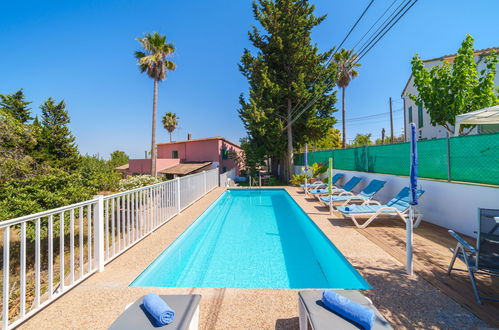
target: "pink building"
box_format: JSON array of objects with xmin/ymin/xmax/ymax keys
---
[{"xmin": 120, "ymin": 136, "xmax": 242, "ymax": 178}]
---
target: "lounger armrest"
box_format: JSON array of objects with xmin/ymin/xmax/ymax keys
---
[
  {"xmin": 338, "ymin": 191, "xmax": 354, "ymax": 197},
  {"xmin": 346, "ymin": 195, "xmax": 368, "ymax": 204},
  {"xmin": 448, "ymin": 230, "xmax": 477, "ymax": 253},
  {"xmin": 376, "ymin": 206, "xmax": 400, "ymax": 213},
  {"xmin": 362, "ymin": 200, "xmax": 381, "ymax": 206}
]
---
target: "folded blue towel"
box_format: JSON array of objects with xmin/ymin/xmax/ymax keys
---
[
  {"xmin": 143, "ymin": 293, "xmax": 175, "ymax": 326},
  {"xmin": 322, "ymin": 291, "xmax": 374, "ymax": 330}
]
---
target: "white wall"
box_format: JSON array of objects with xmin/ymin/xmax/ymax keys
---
[{"xmin": 294, "ymin": 166, "xmax": 499, "ymax": 237}]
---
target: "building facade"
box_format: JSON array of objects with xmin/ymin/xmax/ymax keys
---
[
  {"xmin": 401, "ymin": 47, "xmax": 499, "ymax": 140},
  {"xmin": 121, "ymin": 136, "xmax": 242, "ymax": 177}
]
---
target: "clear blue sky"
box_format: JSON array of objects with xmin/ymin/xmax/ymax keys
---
[{"xmin": 1, "ymin": 0, "xmax": 497, "ymax": 158}]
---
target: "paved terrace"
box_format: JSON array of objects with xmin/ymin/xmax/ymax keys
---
[{"xmin": 20, "ymin": 187, "xmax": 493, "ymax": 329}]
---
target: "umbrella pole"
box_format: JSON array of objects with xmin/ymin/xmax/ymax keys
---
[
  {"xmin": 406, "ymin": 206, "xmax": 414, "ymax": 275},
  {"xmin": 304, "ymin": 169, "xmax": 307, "ymax": 196}
]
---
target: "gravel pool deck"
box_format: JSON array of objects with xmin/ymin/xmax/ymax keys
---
[{"xmin": 19, "ymin": 187, "xmax": 487, "ymax": 329}]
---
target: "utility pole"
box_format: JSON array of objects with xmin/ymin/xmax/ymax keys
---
[
  {"xmin": 381, "ymin": 128, "xmax": 385, "ymax": 144},
  {"xmin": 389, "ymin": 97, "xmax": 394, "ymax": 143}
]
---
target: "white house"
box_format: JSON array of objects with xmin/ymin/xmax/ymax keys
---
[{"xmin": 401, "ymin": 47, "xmax": 499, "ymax": 140}]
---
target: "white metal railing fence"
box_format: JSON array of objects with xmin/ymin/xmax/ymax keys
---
[
  {"xmin": 0, "ymin": 168, "xmax": 219, "ymax": 329},
  {"xmin": 219, "ymin": 168, "xmax": 236, "ymax": 187}
]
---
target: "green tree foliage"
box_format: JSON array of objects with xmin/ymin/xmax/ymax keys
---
[
  {"xmin": 333, "ymin": 49, "xmax": 361, "ymax": 148},
  {"xmin": 109, "ymin": 150, "xmax": 129, "ymax": 169},
  {"xmin": 352, "ymin": 133, "xmax": 372, "ymax": 146},
  {"xmin": 238, "ymin": 0, "xmax": 337, "ymax": 180},
  {"xmin": 375, "ymin": 136, "xmax": 391, "ymax": 145},
  {"xmin": 0, "ymin": 109, "xmax": 39, "ymax": 183},
  {"xmin": 77, "ymin": 155, "xmax": 121, "ymax": 192},
  {"xmin": 0, "ymin": 89, "xmax": 32, "ymax": 123},
  {"xmin": 39, "ymin": 97, "xmax": 80, "ymax": 170},
  {"xmin": 0, "ymin": 91, "xmax": 126, "ymax": 233},
  {"xmin": 161, "ymin": 112, "xmax": 179, "ymax": 142},
  {"xmin": 308, "ymin": 128, "xmax": 341, "ymax": 150},
  {"xmin": 135, "ymin": 32, "xmax": 176, "ymax": 175},
  {"xmin": 0, "ymin": 168, "xmax": 96, "ymax": 239},
  {"xmin": 239, "ymin": 137, "xmax": 267, "ymax": 176},
  {"xmin": 410, "ymin": 35, "xmax": 499, "ymax": 135}
]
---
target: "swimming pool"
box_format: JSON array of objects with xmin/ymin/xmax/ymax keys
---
[{"xmin": 131, "ymin": 189, "xmax": 369, "ymax": 289}]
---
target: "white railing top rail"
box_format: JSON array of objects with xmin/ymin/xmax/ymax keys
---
[
  {"xmin": 103, "ymin": 179, "xmax": 171, "ymax": 200},
  {"xmin": 0, "ymin": 198, "xmax": 97, "ymax": 228},
  {"xmin": 1, "ymin": 168, "xmax": 220, "ymax": 228}
]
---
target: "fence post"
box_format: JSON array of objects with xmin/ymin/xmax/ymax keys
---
[
  {"xmin": 446, "ymin": 132, "xmax": 451, "ymax": 182},
  {"xmin": 204, "ymin": 171, "xmax": 207, "ymax": 193},
  {"xmin": 93, "ymin": 195, "xmax": 105, "ymax": 272},
  {"xmin": 176, "ymin": 177, "xmax": 181, "ymax": 214}
]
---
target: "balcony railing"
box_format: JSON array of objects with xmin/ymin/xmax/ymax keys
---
[{"xmin": 0, "ymin": 168, "xmax": 219, "ymax": 329}]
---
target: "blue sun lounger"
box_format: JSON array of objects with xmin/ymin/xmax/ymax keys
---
[
  {"xmin": 336, "ymin": 187, "xmax": 424, "ymax": 229},
  {"xmin": 301, "ymin": 174, "xmax": 344, "ymax": 192},
  {"xmin": 319, "ymin": 180, "xmax": 386, "ymax": 208},
  {"xmin": 310, "ymin": 176, "xmax": 362, "ymax": 199}
]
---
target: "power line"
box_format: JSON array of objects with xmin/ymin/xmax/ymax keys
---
[
  {"xmin": 351, "ymin": 0, "xmax": 399, "ymax": 52},
  {"xmin": 336, "ymin": 0, "xmax": 375, "ymax": 51},
  {"xmin": 351, "ymin": 0, "xmax": 408, "ymax": 58},
  {"xmin": 346, "ymin": 108, "xmax": 403, "ymax": 122},
  {"xmin": 354, "ymin": 0, "xmax": 418, "ymax": 63},
  {"xmin": 288, "ymin": 0, "xmax": 375, "ymax": 122},
  {"xmin": 285, "ymin": 0, "xmax": 418, "ymax": 130}
]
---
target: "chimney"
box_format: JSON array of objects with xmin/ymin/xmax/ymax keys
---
[{"xmin": 187, "ymin": 133, "xmax": 192, "ymax": 140}]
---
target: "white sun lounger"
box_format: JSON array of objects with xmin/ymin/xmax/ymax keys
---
[{"xmin": 336, "ymin": 187, "xmax": 424, "ymax": 229}]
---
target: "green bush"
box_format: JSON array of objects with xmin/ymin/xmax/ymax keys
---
[
  {"xmin": 0, "ymin": 169, "xmax": 96, "ymax": 240},
  {"xmin": 118, "ymin": 175, "xmax": 164, "ymax": 191},
  {"xmin": 77, "ymin": 155, "xmax": 121, "ymax": 192},
  {"xmin": 290, "ymin": 174, "xmax": 310, "ymax": 186}
]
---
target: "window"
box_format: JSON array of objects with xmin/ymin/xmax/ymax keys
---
[
  {"xmin": 408, "ymin": 106, "xmax": 413, "ymax": 123},
  {"xmin": 418, "ymin": 106, "xmax": 424, "ymax": 128},
  {"xmin": 221, "ymin": 149, "xmax": 228, "ymax": 160},
  {"xmin": 171, "ymin": 150, "xmax": 178, "ymax": 159}
]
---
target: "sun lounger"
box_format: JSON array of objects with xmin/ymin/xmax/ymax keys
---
[
  {"xmin": 309, "ymin": 176, "xmax": 362, "ymax": 199},
  {"xmin": 336, "ymin": 187, "xmax": 424, "ymax": 229},
  {"xmin": 298, "ymin": 290, "xmax": 392, "ymax": 330},
  {"xmin": 300, "ymin": 180, "xmax": 325, "ymax": 193},
  {"xmin": 305, "ymin": 173, "xmax": 344, "ymax": 191},
  {"xmin": 109, "ymin": 294, "xmax": 201, "ymax": 330},
  {"xmin": 319, "ymin": 180, "xmax": 386, "ymax": 208},
  {"xmin": 448, "ymin": 208, "xmax": 499, "ymax": 304}
]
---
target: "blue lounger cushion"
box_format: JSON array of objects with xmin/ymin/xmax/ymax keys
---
[
  {"xmin": 143, "ymin": 293, "xmax": 175, "ymax": 326},
  {"xmin": 337, "ymin": 204, "xmax": 392, "ymax": 214},
  {"xmin": 310, "ymin": 188, "xmax": 347, "ymax": 195},
  {"xmin": 322, "ymin": 290, "xmax": 375, "ymax": 330}
]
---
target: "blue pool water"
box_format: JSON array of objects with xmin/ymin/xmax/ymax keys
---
[{"xmin": 131, "ymin": 189, "xmax": 370, "ymax": 289}]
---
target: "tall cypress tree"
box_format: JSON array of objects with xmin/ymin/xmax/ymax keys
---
[
  {"xmin": 0, "ymin": 89, "xmax": 32, "ymax": 123},
  {"xmin": 40, "ymin": 97, "xmax": 80, "ymax": 170},
  {"xmin": 239, "ymin": 0, "xmax": 337, "ymax": 180}
]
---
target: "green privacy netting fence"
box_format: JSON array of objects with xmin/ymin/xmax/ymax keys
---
[{"xmin": 294, "ymin": 132, "xmax": 499, "ymax": 186}]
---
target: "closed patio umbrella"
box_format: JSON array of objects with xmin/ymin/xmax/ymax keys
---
[{"xmin": 407, "ymin": 122, "xmax": 418, "ymax": 275}]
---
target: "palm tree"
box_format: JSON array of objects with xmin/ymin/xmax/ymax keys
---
[
  {"xmin": 162, "ymin": 112, "xmax": 179, "ymax": 142},
  {"xmin": 333, "ymin": 49, "xmax": 361, "ymax": 148},
  {"xmin": 135, "ymin": 32, "xmax": 176, "ymax": 176}
]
